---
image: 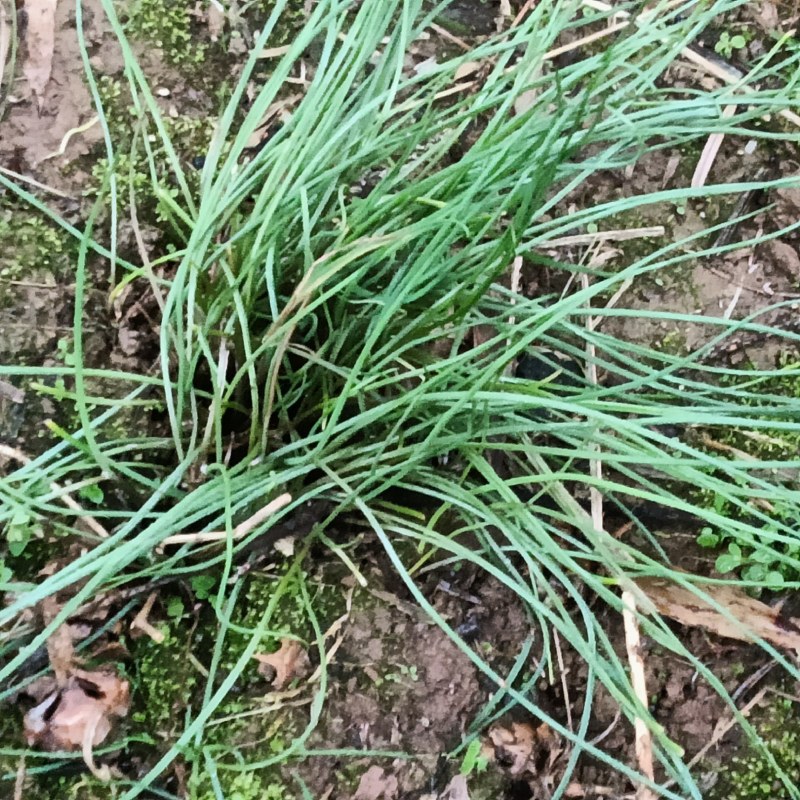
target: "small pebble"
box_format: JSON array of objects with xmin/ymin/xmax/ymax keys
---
[{"xmin": 156, "ymin": 86, "xmax": 171, "ymax": 97}]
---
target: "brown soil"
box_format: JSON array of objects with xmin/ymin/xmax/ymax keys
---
[{"xmin": 226, "ymin": 534, "xmax": 785, "ymax": 799}]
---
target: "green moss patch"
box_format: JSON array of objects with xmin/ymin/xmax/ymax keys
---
[{"xmin": 711, "ymin": 698, "xmax": 800, "ymax": 799}]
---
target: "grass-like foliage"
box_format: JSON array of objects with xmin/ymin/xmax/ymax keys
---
[{"xmin": 2, "ymin": 0, "xmax": 800, "ymax": 796}]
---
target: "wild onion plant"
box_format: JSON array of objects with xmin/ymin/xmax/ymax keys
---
[{"xmin": 1, "ymin": 0, "xmax": 800, "ymax": 796}]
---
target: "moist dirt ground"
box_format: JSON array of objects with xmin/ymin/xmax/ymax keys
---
[{"xmin": 2, "ymin": 1, "xmax": 800, "ymax": 798}]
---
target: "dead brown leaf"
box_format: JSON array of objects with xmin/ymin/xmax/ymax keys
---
[
  {"xmin": 439, "ymin": 774, "xmax": 470, "ymax": 800},
  {"xmin": 514, "ymin": 88, "xmax": 538, "ymax": 117},
  {"xmin": 757, "ymin": 1, "xmax": 779, "ymax": 31},
  {"xmin": 353, "ymin": 765, "xmax": 398, "ymax": 800},
  {"xmin": 488, "ymin": 721, "xmax": 536, "ymax": 775},
  {"xmin": 22, "ymin": 676, "xmax": 58, "ymax": 704},
  {"xmin": 23, "ymin": 0, "xmax": 57, "ymax": 107},
  {"xmin": 41, "ymin": 596, "xmax": 75, "ymax": 685},
  {"xmin": 253, "ymin": 637, "xmax": 309, "ymax": 689},
  {"xmin": 244, "ymin": 94, "xmax": 302, "ymax": 149},
  {"xmin": 258, "ymin": 44, "xmax": 292, "ymax": 59},
  {"xmin": 24, "ymin": 669, "xmax": 129, "ymax": 779},
  {"xmin": 486, "ymin": 721, "xmax": 562, "ymax": 777},
  {"xmin": 637, "ymin": 576, "xmax": 800, "ymax": 651},
  {"xmin": 454, "ymin": 60, "xmax": 480, "ymax": 80},
  {"xmin": 206, "ymin": 1, "xmax": 225, "ymax": 41},
  {"xmin": 496, "ymin": 0, "xmax": 512, "ymax": 31}
]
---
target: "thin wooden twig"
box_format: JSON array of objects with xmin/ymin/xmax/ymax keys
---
[
  {"xmin": 0, "ymin": 165, "xmax": 72, "ymax": 198},
  {"xmin": 581, "ymin": 273, "xmax": 655, "ymax": 800},
  {"xmin": 553, "ymin": 630, "xmax": 574, "ymax": 732},
  {"xmin": 723, "ymin": 283, "xmax": 744, "ymax": 320},
  {"xmin": 590, "ymin": 277, "xmax": 634, "ymax": 331},
  {"xmin": 130, "ymin": 591, "xmax": 164, "ymax": 644},
  {"xmin": 692, "ymin": 104, "xmax": 737, "ymax": 188},
  {"xmin": 700, "ymin": 434, "xmax": 757, "ymax": 461},
  {"xmin": 505, "ymin": 255, "xmax": 524, "ymax": 376},
  {"xmin": 39, "ymin": 116, "xmax": 99, "ymax": 162},
  {"xmin": 162, "ymin": 492, "xmax": 292, "ymax": 545},
  {"xmin": 0, "ymin": 444, "xmax": 110, "ymax": 538},
  {"xmin": 564, "ymin": 783, "xmax": 621, "ymax": 797},
  {"xmin": 13, "ymin": 755, "xmax": 25, "ymax": 800},
  {"xmin": 258, "ymin": 44, "xmax": 291, "ymax": 59},
  {"xmin": 540, "ymin": 227, "xmax": 665, "ymax": 249},
  {"xmin": 622, "ymin": 590, "xmax": 657, "ymax": 800},
  {"xmin": 429, "ymin": 22, "xmax": 471, "ymax": 52},
  {"xmin": 545, "ymin": 20, "xmax": 629, "ymax": 61}
]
